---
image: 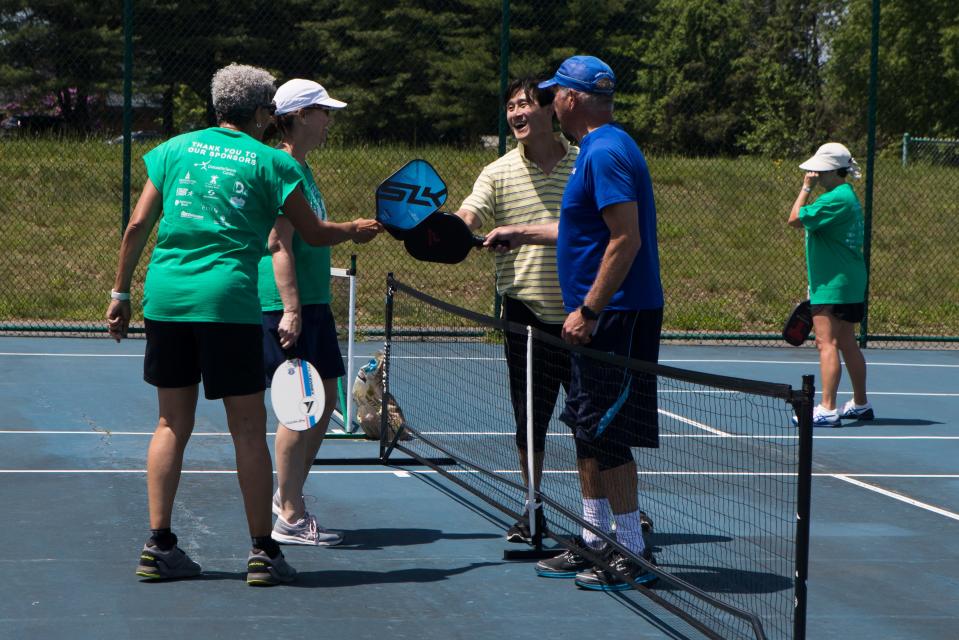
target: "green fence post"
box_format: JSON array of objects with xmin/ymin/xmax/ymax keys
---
[
  {"xmin": 494, "ymin": 0, "xmax": 510, "ymax": 320},
  {"xmin": 860, "ymin": 0, "xmax": 880, "ymax": 348},
  {"xmin": 901, "ymin": 132, "xmax": 909, "ymax": 167},
  {"xmin": 121, "ymin": 0, "xmax": 133, "ymax": 237}
]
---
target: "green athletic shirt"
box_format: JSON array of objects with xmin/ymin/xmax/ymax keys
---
[
  {"xmin": 798, "ymin": 182, "xmax": 867, "ymax": 304},
  {"xmin": 257, "ymin": 162, "xmax": 332, "ymax": 311},
  {"xmin": 459, "ymin": 136, "xmax": 577, "ymax": 324},
  {"xmin": 142, "ymin": 127, "xmax": 304, "ymax": 324}
]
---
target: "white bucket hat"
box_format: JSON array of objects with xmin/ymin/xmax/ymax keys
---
[
  {"xmin": 799, "ymin": 142, "xmax": 862, "ymax": 179},
  {"xmin": 273, "ymin": 78, "xmax": 346, "ymax": 115}
]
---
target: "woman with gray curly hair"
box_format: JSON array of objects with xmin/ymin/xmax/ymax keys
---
[{"xmin": 106, "ymin": 63, "xmax": 381, "ymax": 586}]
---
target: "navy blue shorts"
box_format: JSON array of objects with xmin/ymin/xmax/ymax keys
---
[
  {"xmin": 262, "ymin": 304, "xmax": 346, "ymax": 386},
  {"xmin": 143, "ymin": 319, "xmax": 265, "ymax": 400},
  {"xmin": 560, "ymin": 308, "xmax": 663, "ymax": 449}
]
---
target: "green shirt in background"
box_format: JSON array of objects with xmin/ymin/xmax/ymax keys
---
[
  {"xmin": 798, "ymin": 182, "xmax": 866, "ymax": 304},
  {"xmin": 142, "ymin": 127, "xmax": 304, "ymax": 324},
  {"xmin": 257, "ymin": 162, "xmax": 332, "ymax": 311}
]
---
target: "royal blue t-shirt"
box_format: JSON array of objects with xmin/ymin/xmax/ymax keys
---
[{"xmin": 557, "ymin": 123, "xmax": 663, "ymax": 312}]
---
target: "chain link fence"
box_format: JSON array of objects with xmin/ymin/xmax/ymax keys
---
[{"xmin": 1, "ymin": 0, "xmax": 957, "ymax": 347}]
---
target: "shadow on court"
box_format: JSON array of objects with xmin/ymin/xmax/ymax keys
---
[
  {"xmin": 834, "ymin": 418, "xmax": 943, "ymax": 427},
  {"xmin": 331, "ymin": 527, "xmax": 501, "ymax": 550},
  {"xmin": 287, "ymin": 562, "xmax": 503, "ymax": 588},
  {"xmin": 654, "ymin": 564, "xmax": 793, "ymax": 595}
]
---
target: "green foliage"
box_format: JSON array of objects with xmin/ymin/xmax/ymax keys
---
[
  {"xmin": 1, "ymin": 1, "xmax": 958, "ymax": 153},
  {"xmin": 0, "ymin": 1, "xmax": 122, "ymax": 129},
  {"xmin": 826, "ymin": 0, "xmax": 959, "ymax": 149}
]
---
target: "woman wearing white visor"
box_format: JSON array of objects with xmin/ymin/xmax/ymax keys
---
[
  {"xmin": 258, "ymin": 79, "xmax": 382, "ymax": 544},
  {"xmin": 787, "ymin": 142, "xmax": 873, "ymax": 427}
]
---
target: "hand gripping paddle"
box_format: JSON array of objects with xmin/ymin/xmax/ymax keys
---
[
  {"xmin": 782, "ymin": 299, "xmax": 813, "ymax": 346},
  {"xmin": 269, "ymin": 333, "xmax": 325, "ymax": 431}
]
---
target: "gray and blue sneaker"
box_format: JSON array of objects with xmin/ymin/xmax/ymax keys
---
[
  {"xmin": 574, "ymin": 549, "xmax": 658, "ymax": 591},
  {"xmin": 840, "ymin": 400, "xmax": 874, "ymax": 421},
  {"xmin": 136, "ymin": 544, "xmax": 201, "ymax": 581},
  {"xmin": 246, "ymin": 548, "xmax": 297, "ymax": 586}
]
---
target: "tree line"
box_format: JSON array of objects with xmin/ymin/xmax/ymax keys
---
[{"xmin": 1, "ymin": 0, "xmax": 957, "ymax": 156}]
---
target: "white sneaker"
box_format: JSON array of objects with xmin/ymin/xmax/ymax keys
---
[
  {"xmin": 792, "ymin": 405, "xmax": 841, "ymax": 427},
  {"xmin": 812, "ymin": 405, "xmax": 840, "ymax": 427},
  {"xmin": 272, "ymin": 513, "xmax": 343, "ymax": 546},
  {"xmin": 840, "ymin": 400, "xmax": 874, "ymax": 421}
]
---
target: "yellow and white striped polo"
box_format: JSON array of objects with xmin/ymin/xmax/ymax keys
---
[{"xmin": 460, "ymin": 136, "xmax": 578, "ymax": 324}]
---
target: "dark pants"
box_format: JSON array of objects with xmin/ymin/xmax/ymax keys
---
[{"xmin": 501, "ymin": 297, "xmax": 570, "ymax": 453}]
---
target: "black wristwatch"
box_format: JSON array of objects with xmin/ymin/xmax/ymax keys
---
[{"xmin": 579, "ymin": 304, "xmax": 599, "ymax": 321}]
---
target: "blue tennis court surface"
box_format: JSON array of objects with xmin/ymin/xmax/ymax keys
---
[{"xmin": 1, "ymin": 336, "xmax": 956, "ymax": 639}]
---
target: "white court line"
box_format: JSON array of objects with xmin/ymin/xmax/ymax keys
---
[
  {"xmin": 833, "ymin": 474, "xmax": 959, "ymax": 521},
  {"xmin": 3, "ymin": 352, "xmax": 958, "ymax": 368},
  {"xmin": 0, "ymin": 469, "xmax": 413, "ymax": 477},
  {"xmin": 664, "ymin": 359, "xmax": 959, "ymax": 368},
  {"xmin": 4, "ymin": 430, "xmax": 959, "ymax": 441},
  {"xmin": 2, "ymin": 469, "xmax": 958, "ymax": 480},
  {"xmin": 0, "ymin": 352, "xmax": 143, "ymax": 358},
  {"xmin": 658, "ymin": 408, "xmax": 731, "ymax": 436}
]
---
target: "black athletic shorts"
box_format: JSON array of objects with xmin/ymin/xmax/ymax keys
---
[
  {"xmin": 262, "ymin": 303, "xmax": 345, "ymax": 386},
  {"xmin": 811, "ymin": 302, "xmax": 864, "ymax": 324},
  {"xmin": 560, "ymin": 308, "xmax": 663, "ymax": 449},
  {"xmin": 143, "ymin": 319, "xmax": 265, "ymax": 400}
]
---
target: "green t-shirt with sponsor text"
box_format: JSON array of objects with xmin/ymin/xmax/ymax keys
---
[
  {"xmin": 142, "ymin": 127, "xmax": 304, "ymax": 324},
  {"xmin": 257, "ymin": 162, "xmax": 332, "ymax": 311},
  {"xmin": 798, "ymin": 182, "xmax": 866, "ymax": 304}
]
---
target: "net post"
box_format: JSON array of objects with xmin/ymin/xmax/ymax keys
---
[
  {"xmin": 120, "ymin": 0, "xmax": 133, "ymax": 237},
  {"xmin": 503, "ymin": 324, "xmax": 557, "ymax": 561},
  {"xmin": 901, "ymin": 132, "xmax": 910, "ymax": 167},
  {"xmin": 345, "ymin": 256, "xmax": 358, "ymax": 432},
  {"xmin": 792, "ymin": 374, "xmax": 815, "ymax": 640},
  {"xmin": 379, "ymin": 273, "xmax": 396, "ymax": 461},
  {"xmin": 524, "ymin": 326, "xmax": 536, "ymax": 537}
]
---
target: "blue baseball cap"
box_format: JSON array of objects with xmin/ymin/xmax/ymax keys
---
[{"xmin": 538, "ymin": 55, "xmax": 616, "ymax": 95}]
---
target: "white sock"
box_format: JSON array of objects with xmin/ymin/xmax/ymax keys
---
[
  {"xmin": 614, "ymin": 510, "xmax": 647, "ymax": 555},
  {"xmin": 582, "ymin": 497, "xmax": 612, "ymax": 549}
]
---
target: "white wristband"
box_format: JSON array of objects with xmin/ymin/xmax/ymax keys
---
[
  {"xmin": 110, "ymin": 290, "xmax": 131, "ymax": 301},
  {"xmin": 801, "ymin": 186, "xmax": 812, "ymax": 193}
]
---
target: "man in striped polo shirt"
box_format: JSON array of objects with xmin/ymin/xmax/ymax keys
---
[{"xmin": 455, "ymin": 76, "xmax": 577, "ymax": 545}]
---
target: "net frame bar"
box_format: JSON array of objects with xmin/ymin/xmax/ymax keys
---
[
  {"xmin": 327, "ymin": 255, "xmax": 360, "ymax": 438},
  {"xmin": 379, "ymin": 274, "xmax": 814, "ymax": 639}
]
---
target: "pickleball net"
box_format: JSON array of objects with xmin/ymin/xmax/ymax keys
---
[{"xmin": 380, "ymin": 275, "xmax": 814, "ymax": 640}]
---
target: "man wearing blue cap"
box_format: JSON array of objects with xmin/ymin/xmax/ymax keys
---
[{"xmin": 485, "ymin": 55, "xmax": 663, "ymax": 592}]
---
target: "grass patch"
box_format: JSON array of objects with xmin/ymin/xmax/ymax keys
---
[{"xmin": 1, "ymin": 138, "xmax": 957, "ymax": 340}]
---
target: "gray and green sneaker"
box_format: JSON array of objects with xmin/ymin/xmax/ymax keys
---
[
  {"xmin": 136, "ymin": 544, "xmax": 201, "ymax": 581},
  {"xmin": 246, "ymin": 548, "xmax": 297, "ymax": 586}
]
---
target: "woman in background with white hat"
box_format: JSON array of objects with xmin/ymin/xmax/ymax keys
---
[
  {"xmin": 787, "ymin": 142, "xmax": 873, "ymax": 427},
  {"xmin": 258, "ymin": 79, "xmax": 381, "ymax": 545}
]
